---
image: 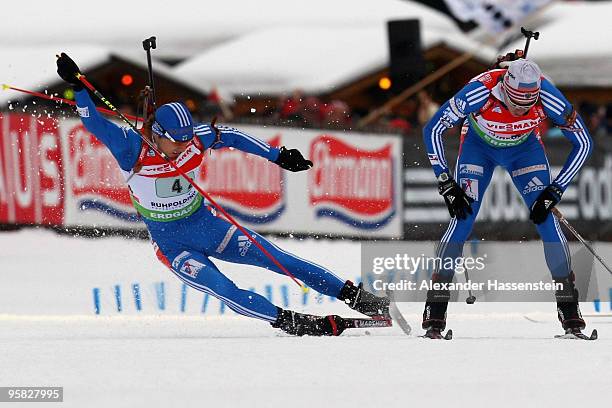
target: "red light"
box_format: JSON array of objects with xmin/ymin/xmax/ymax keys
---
[{"xmin": 121, "ymin": 74, "xmax": 133, "ymax": 86}]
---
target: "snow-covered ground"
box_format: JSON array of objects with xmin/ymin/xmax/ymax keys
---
[{"xmin": 1, "ymin": 229, "xmax": 611, "ymax": 407}]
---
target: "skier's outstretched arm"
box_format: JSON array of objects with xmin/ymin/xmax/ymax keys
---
[
  {"xmin": 56, "ymin": 53, "xmax": 141, "ymax": 171},
  {"xmin": 195, "ymin": 123, "xmax": 312, "ymax": 172},
  {"xmin": 74, "ymin": 89, "xmax": 142, "ymax": 171}
]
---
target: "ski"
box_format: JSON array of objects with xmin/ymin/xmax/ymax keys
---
[
  {"xmin": 555, "ymin": 329, "xmax": 598, "ymax": 341},
  {"xmin": 339, "ymin": 316, "xmax": 392, "ymax": 330},
  {"xmin": 419, "ymin": 329, "xmax": 453, "ymax": 340}
]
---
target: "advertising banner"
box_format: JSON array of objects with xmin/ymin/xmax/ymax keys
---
[
  {"xmin": 403, "ymin": 134, "xmax": 612, "ymax": 241},
  {"xmin": 0, "ymin": 116, "xmax": 404, "ymax": 238}
]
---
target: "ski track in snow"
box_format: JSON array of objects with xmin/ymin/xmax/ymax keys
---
[{"xmin": 1, "ymin": 229, "xmax": 612, "ymax": 407}]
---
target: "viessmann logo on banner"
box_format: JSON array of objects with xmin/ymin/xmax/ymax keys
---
[
  {"xmin": 198, "ymin": 135, "xmax": 285, "ymax": 224},
  {"xmin": 309, "ymin": 135, "xmax": 395, "ymax": 229}
]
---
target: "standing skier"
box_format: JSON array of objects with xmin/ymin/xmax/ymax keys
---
[
  {"xmin": 56, "ymin": 53, "xmax": 389, "ymax": 336},
  {"xmin": 422, "ymin": 58, "xmax": 593, "ymax": 339}
]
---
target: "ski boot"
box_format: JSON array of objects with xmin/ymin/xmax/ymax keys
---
[
  {"xmin": 554, "ymin": 273, "xmax": 591, "ymax": 339},
  {"xmin": 271, "ymin": 308, "xmax": 344, "ymax": 336},
  {"xmin": 421, "ymin": 283, "xmax": 452, "ymax": 340},
  {"xmin": 337, "ymin": 280, "xmax": 390, "ymax": 318}
]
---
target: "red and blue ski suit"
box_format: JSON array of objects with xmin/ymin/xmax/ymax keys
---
[
  {"xmin": 74, "ymin": 89, "xmax": 345, "ymax": 322},
  {"xmin": 423, "ymin": 69, "xmax": 593, "ymax": 279}
]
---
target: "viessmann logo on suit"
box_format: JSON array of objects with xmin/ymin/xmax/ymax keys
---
[
  {"xmin": 199, "ymin": 136, "xmax": 285, "ymax": 224},
  {"xmin": 308, "ymin": 135, "xmax": 395, "ymax": 229}
]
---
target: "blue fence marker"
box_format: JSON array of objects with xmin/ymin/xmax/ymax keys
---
[
  {"xmin": 93, "ymin": 288, "xmax": 101, "ymax": 315},
  {"xmin": 201, "ymin": 293, "xmax": 210, "ymax": 314},
  {"xmin": 220, "ymin": 300, "xmax": 226, "ymax": 314},
  {"xmin": 265, "ymin": 285, "xmax": 273, "ymax": 303},
  {"xmin": 281, "ymin": 285, "xmax": 289, "ymax": 307},
  {"xmin": 114, "ymin": 285, "xmax": 122, "ymax": 313},
  {"xmin": 132, "ymin": 283, "xmax": 142, "ymax": 311},
  {"xmin": 155, "ymin": 282, "xmax": 166, "ymax": 311},
  {"xmin": 180, "ymin": 283, "xmax": 188, "ymax": 313},
  {"xmin": 302, "ymin": 287, "xmax": 309, "ymax": 305},
  {"xmin": 594, "ymin": 299, "xmax": 601, "ymax": 313}
]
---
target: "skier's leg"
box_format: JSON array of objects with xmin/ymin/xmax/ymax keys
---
[
  {"xmin": 204, "ymin": 215, "xmax": 389, "ymax": 317},
  {"xmin": 152, "ymin": 241, "xmax": 279, "ymax": 322},
  {"xmin": 508, "ymin": 142, "xmax": 585, "ymax": 331},
  {"xmin": 423, "ymin": 137, "xmax": 496, "ymax": 334},
  {"xmin": 154, "ymin": 241, "xmax": 350, "ymax": 335}
]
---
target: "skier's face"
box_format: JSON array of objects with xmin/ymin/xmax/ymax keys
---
[{"xmin": 154, "ymin": 134, "xmax": 191, "ymax": 160}]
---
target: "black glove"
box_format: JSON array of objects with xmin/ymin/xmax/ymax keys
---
[
  {"xmin": 274, "ymin": 146, "xmax": 313, "ymax": 172},
  {"xmin": 56, "ymin": 52, "xmax": 83, "ymax": 90},
  {"xmin": 438, "ymin": 174, "xmax": 474, "ymax": 220},
  {"xmin": 492, "ymin": 49, "xmax": 524, "ymax": 69},
  {"xmin": 530, "ymin": 184, "xmax": 562, "ymax": 224}
]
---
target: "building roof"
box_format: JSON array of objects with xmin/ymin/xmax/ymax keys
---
[
  {"xmin": 173, "ymin": 4, "xmax": 497, "ymax": 96},
  {"xmin": 0, "ymin": 45, "xmax": 209, "ymax": 105},
  {"xmin": 2, "ymin": 0, "xmax": 611, "ymax": 101},
  {"xmin": 173, "ymin": 1, "xmax": 612, "ymax": 95}
]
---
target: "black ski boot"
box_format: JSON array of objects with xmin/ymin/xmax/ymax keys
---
[
  {"xmin": 422, "ymin": 284, "xmax": 451, "ymax": 339},
  {"xmin": 555, "ymin": 273, "xmax": 586, "ymax": 335},
  {"xmin": 337, "ymin": 280, "xmax": 390, "ymax": 318},
  {"xmin": 271, "ymin": 308, "xmax": 344, "ymax": 336}
]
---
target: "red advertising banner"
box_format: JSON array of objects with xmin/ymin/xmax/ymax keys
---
[
  {"xmin": 1, "ymin": 117, "xmax": 403, "ymax": 238},
  {"xmin": 0, "ymin": 114, "xmax": 64, "ymax": 225}
]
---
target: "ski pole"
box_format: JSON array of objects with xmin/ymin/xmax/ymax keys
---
[
  {"xmin": 2, "ymin": 83, "xmax": 141, "ymax": 122},
  {"xmin": 66, "ymin": 67, "xmax": 306, "ymax": 291},
  {"xmin": 142, "ymin": 36, "xmax": 157, "ymax": 108},
  {"xmin": 520, "ymin": 27, "xmax": 540, "ymax": 58},
  {"xmin": 552, "ymin": 208, "xmax": 612, "ymax": 276},
  {"xmin": 463, "ymin": 268, "xmax": 476, "ymax": 304}
]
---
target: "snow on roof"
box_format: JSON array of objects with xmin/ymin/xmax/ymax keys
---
[
  {"xmin": 173, "ymin": 25, "xmax": 495, "ymax": 96},
  {"xmin": 173, "ymin": 1, "xmax": 612, "ymax": 95},
  {"xmin": 2, "ymin": 0, "xmax": 611, "ymax": 99},
  {"xmin": 0, "ymin": 46, "xmax": 209, "ymax": 105},
  {"xmin": 2, "ymin": 0, "xmax": 457, "ymax": 60}
]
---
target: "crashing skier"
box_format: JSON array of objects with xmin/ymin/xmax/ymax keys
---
[{"xmin": 56, "ymin": 53, "xmax": 390, "ymax": 336}]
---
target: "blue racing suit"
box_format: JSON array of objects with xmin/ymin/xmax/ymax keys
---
[
  {"xmin": 74, "ymin": 89, "xmax": 345, "ymax": 322},
  {"xmin": 423, "ymin": 69, "xmax": 593, "ymax": 280}
]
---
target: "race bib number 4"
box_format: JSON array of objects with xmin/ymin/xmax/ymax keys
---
[{"xmin": 155, "ymin": 172, "xmax": 194, "ymax": 198}]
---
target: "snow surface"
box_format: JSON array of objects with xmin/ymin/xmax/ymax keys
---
[{"xmin": 1, "ymin": 229, "xmax": 612, "ymax": 407}]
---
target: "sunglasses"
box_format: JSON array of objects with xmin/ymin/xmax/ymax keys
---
[
  {"xmin": 504, "ymin": 92, "xmax": 537, "ymax": 112},
  {"xmin": 152, "ymin": 121, "xmax": 182, "ymax": 143}
]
